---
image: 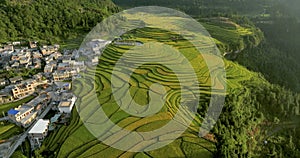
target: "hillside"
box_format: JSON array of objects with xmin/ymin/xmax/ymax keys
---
[
  {"xmin": 199, "ymin": 17, "xmax": 263, "ymax": 55},
  {"xmin": 235, "ymin": 2, "xmax": 300, "ymax": 92},
  {"xmin": 2, "ymin": 0, "xmax": 299, "ymax": 157},
  {"xmin": 113, "ymin": 0, "xmax": 300, "ymax": 93},
  {"xmin": 0, "ymin": 0, "xmax": 119, "ymax": 45},
  {"xmin": 36, "ymin": 28, "xmax": 300, "ymax": 157},
  {"xmin": 34, "ymin": 12, "xmax": 300, "ymax": 158}
]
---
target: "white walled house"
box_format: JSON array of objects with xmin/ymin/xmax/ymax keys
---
[
  {"xmin": 7, "ymin": 105, "xmax": 37, "ymax": 127},
  {"xmin": 8, "ymin": 106, "xmax": 34, "ymax": 123},
  {"xmin": 52, "ymin": 68, "xmax": 79, "ymax": 81},
  {"xmin": 44, "ymin": 65, "xmax": 54, "ymax": 73},
  {"xmin": 11, "ymin": 81, "xmax": 36, "ymax": 98},
  {"xmin": 58, "ymin": 94, "xmax": 77, "ymax": 113},
  {"xmin": 28, "ymin": 119, "xmax": 50, "ymax": 149}
]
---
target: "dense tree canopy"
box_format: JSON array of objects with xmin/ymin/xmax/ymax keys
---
[
  {"xmin": 0, "ymin": 0, "xmax": 119, "ymax": 43},
  {"xmin": 213, "ymin": 80, "xmax": 300, "ymax": 157},
  {"xmin": 112, "ymin": 0, "xmax": 277, "ymax": 16}
]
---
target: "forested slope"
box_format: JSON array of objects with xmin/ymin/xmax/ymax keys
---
[
  {"xmin": 236, "ymin": 3, "xmax": 300, "ymax": 92},
  {"xmin": 0, "ymin": 0, "xmax": 119, "ymax": 44}
]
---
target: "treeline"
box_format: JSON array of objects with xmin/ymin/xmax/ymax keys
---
[
  {"xmin": 112, "ymin": 0, "xmax": 276, "ymax": 16},
  {"xmin": 235, "ymin": 4, "xmax": 300, "ymax": 93},
  {"xmin": 0, "ymin": 0, "xmax": 119, "ymax": 43}
]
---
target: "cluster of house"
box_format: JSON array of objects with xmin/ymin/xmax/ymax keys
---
[
  {"xmin": 0, "ymin": 74, "xmax": 47, "ymax": 104},
  {"xmin": 80, "ymin": 38, "xmax": 142, "ymax": 65},
  {"xmin": 0, "ymin": 41, "xmax": 43, "ymax": 71},
  {"xmin": 0, "ymin": 38, "xmax": 114, "ymax": 152},
  {"xmin": 80, "ymin": 39, "xmax": 111, "ymax": 65},
  {"xmin": 5, "ymin": 83, "xmax": 77, "ymax": 150},
  {"xmin": 7, "ymin": 92, "xmax": 50, "ymax": 127},
  {"xmin": 18, "ymin": 88, "xmax": 77, "ymax": 150},
  {"xmin": 43, "ymin": 47, "xmax": 86, "ymax": 82},
  {"xmin": 0, "ymin": 41, "xmax": 90, "ymax": 151},
  {"xmin": 0, "ymin": 42, "xmax": 87, "ymax": 103}
]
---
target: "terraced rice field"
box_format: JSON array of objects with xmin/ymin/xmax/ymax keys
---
[
  {"xmin": 0, "ymin": 123, "xmax": 22, "ymax": 140},
  {"xmin": 39, "ymin": 8, "xmax": 267, "ymax": 156},
  {"xmin": 35, "ymin": 25, "xmax": 268, "ymax": 158},
  {"xmin": 198, "ymin": 17, "xmax": 262, "ymax": 54}
]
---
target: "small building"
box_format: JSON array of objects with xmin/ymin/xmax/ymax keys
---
[
  {"xmin": 5, "ymin": 66, "xmax": 11, "ymax": 71},
  {"xmin": 28, "ymin": 119, "xmax": 50, "ymax": 149},
  {"xmin": 7, "ymin": 109, "xmax": 20, "ymax": 121},
  {"xmin": 11, "ymin": 51, "xmax": 30, "ymax": 61},
  {"xmin": 91, "ymin": 56, "xmax": 99, "ymax": 65},
  {"xmin": 0, "ymin": 78, "xmax": 8, "ymax": 86},
  {"xmin": 0, "ymin": 50, "xmax": 13, "ymax": 58},
  {"xmin": 58, "ymin": 101, "xmax": 73, "ymax": 113},
  {"xmin": 0, "ymin": 92, "xmax": 14, "ymax": 104},
  {"xmin": 57, "ymin": 63, "xmax": 70, "ymax": 71},
  {"xmin": 29, "ymin": 42, "xmax": 38, "ymax": 49},
  {"xmin": 33, "ymin": 73, "xmax": 43, "ymax": 81},
  {"xmin": 8, "ymin": 105, "xmax": 34, "ymax": 122},
  {"xmin": 12, "ymin": 41, "xmax": 21, "ymax": 46},
  {"xmin": 32, "ymin": 51, "xmax": 43, "ymax": 59},
  {"xmin": 54, "ymin": 44, "xmax": 60, "ymax": 49},
  {"xmin": 89, "ymin": 39, "xmax": 111, "ymax": 51},
  {"xmin": 3, "ymin": 45, "xmax": 14, "ymax": 52},
  {"xmin": 32, "ymin": 59, "xmax": 42, "ymax": 69},
  {"xmin": 72, "ymin": 61, "xmax": 85, "ymax": 71},
  {"xmin": 52, "ymin": 69, "xmax": 79, "ymax": 81},
  {"xmin": 55, "ymin": 82, "xmax": 72, "ymax": 91},
  {"xmin": 11, "ymin": 61, "xmax": 20, "ymax": 69},
  {"xmin": 32, "ymin": 63, "xmax": 39, "ymax": 69},
  {"xmin": 49, "ymin": 113, "xmax": 62, "ymax": 131},
  {"xmin": 19, "ymin": 57, "xmax": 31, "ymax": 65},
  {"xmin": 9, "ymin": 76, "xmax": 23, "ymax": 84},
  {"xmin": 20, "ymin": 111, "xmax": 38, "ymax": 128},
  {"xmin": 45, "ymin": 60, "xmax": 57, "ymax": 68},
  {"xmin": 61, "ymin": 56, "xmax": 73, "ymax": 64},
  {"xmin": 27, "ymin": 93, "xmax": 50, "ymax": 114},
  {"xmin": 8, "ymin": 105, "xmax": 37, "ymax": 127},
  {"xmin": 50, "ymin": 114, "xmax": 61, "ymax": 124},
  {"xmin": 41, "ymin": 46, "xmax": 58, "ymax": 56},
  {"xmin": 44, "ymin": 65, "xmax": 54, "ymax": 73},
  {"xmin": 58, "ymin": 94, "xmax": 77, "ymax": 113},
  {"xmin": 11, "ymin": 81, "xmax": 35, "ymax": 98},
  {"xmin": 49, "ymin": 52, "xmax": 62, "ymax": 60}
]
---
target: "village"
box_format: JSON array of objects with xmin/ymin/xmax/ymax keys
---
[{"xmin": 0, "ymin": 39, "xmax": 111, "ymax": 157}]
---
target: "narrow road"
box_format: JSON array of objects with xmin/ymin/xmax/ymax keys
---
[
  {"xmin": 0, "ymin": 117, "xmax": 8, "ymax": 121},
  {"xmin": 6, "ymin": 104, "xmax": 53, "ymax": 158}
]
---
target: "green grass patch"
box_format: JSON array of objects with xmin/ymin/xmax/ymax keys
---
[
  {"xmin": 0, "ymin": 122, "xmax": 22, "ymax": 140},
  {"xmin": 0, "ymin": 95, "xmax": 35, "ymax": 115}
]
